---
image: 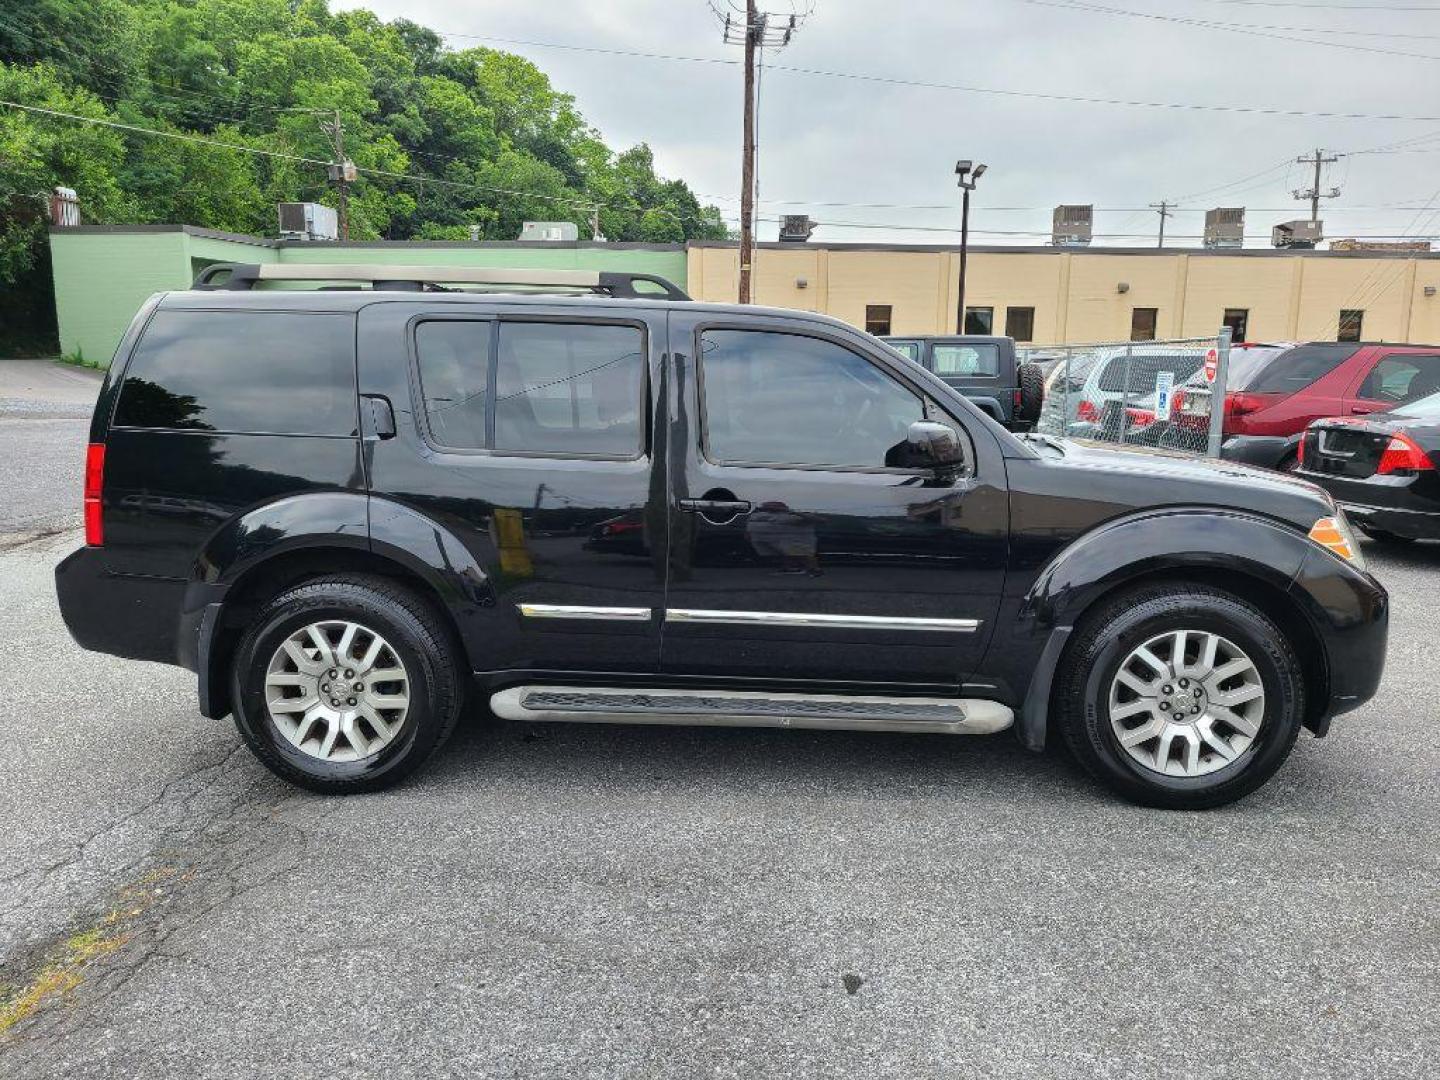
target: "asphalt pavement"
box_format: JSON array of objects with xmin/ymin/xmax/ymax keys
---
[
  {"xmin": 0, "ymin": 359, "xmax": 100, "ymax": 545},
  {"xmin": 0, "ymin": 363, "xmax": 1435, "ymax": 1078}
]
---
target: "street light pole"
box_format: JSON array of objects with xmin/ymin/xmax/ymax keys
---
[{"xmin": 955, "ymin": 160, "xmax": 986, "ymax": 334}]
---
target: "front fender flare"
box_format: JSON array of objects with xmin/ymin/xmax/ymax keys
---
[{"xmin": 1010, "ymin": 508, "xmax": 1315, "ymax": 751}]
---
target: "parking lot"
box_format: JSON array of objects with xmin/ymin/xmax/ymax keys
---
[{"xmin": 1, "ymin": 369, "xmax": 1436, "ymax": 1079}]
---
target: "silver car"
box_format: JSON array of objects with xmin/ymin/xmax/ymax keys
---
[{"xmin": 1038, "ymin": 345, "xmax": 1208, "ymax": 441}]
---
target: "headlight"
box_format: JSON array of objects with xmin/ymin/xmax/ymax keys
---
[{"xmin": 1308, "ymin": 512, "xmax": 1366, "ymax": 572}]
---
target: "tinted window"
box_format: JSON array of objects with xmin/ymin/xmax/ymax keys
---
[
  {"xmin": 416, "ymin": 320, "xmax": 491, "ymax": 449},
  {"xmin": 700, "ymin": 329, "xmax": 923, "ymax": 468},
  {"xmin": 933, "ymin": 343, "xmax": 1000, "ymax": 377},
  {"xmin": 1006, "ymin": 307, "xmax": 1035, "ymax": 342},
  {"xmin": 1097, "ymin": 353, "xmax": 1204, "ymax": 393},
  {"xmin": 963, "ymin": 307, "xmax": 993, "ymax": 335},
  {"xmin": 115, "ymin": 309, "xmax": 355, "ymax": 434},
  {"xmin": 1239, "ymin": 344, "xmax": 1358, "ymax": 394},
  {"xmin": 494, "ymin": 322, "xmax": 644, "ymax": 457},
  {"xmin": 1358, "ymin": 354, "xmax": 1440, "ymax": 405},
  {"xmin": 1130, "ymin": 308, "xmax": 1158, "ymax": 342}
]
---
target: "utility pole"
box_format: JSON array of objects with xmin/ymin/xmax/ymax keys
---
[
  {"xmin": 955, "ymin": 160, "xmax": 986, "ymax": 333},
  {"xmin": 590, "ymin": 207, "xmax": 601, "ymax": 242},
  {"xmin": 1293, "ymin": 148, "xmax": 1341, "ymax": 224},
  {"xmin": 1150, "ymin": 200, "xmax": 1173, "ymax": 248},
  {"xmin": 320, "ymin": 109, "xmax": 355, "ymax": 241},
  {"xmin": 720, "ymin": 2, "xmax": 804, "ymax": 304}
]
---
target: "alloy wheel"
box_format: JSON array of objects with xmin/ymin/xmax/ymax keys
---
[
  {"xmin": 1107, "ymin": 629, "xmax": 1265, "ymax": 777},
  {"xmin": 264, "ymin": 620, "xmax": 411, "ymax": 762}
]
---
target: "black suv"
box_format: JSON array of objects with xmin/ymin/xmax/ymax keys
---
[
  {"xmin": 880, "ymin": 335, "xmax": 1045, "ymax": 431},
  {"xmin": 56, "ymin": 264, "xmax": 1388, "ymax": 809}
]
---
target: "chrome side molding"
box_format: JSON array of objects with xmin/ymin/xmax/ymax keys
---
[
  {"xmin": 664, "ymin": 609, "xmax": 980, "ymax": 632},
  {"xmin": 517, "ymin": 604, "xmax": 652, "ymax": 622}
]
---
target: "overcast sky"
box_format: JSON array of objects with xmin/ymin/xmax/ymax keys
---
[{"xmin": 335, "ymin": 0, "xmax": 1440, "ymax": 248}]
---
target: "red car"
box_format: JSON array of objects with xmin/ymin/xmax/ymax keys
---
[{"xmin": 1217, "ymin": 341, "xmax": 1440, "ymax": 470}]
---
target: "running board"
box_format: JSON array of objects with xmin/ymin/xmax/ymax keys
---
[{"xmin": 489, "ymin": 686, "xmax": 1014, "ymax": 735}]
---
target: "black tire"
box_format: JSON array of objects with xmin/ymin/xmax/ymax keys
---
[
  {"xmin": 1358, "ymin": 525, "xmax": 1416, "ymax": 545},
  {"xmin": 1016, "ymin": 362, "xmax": 1045, "ymax": 427},
  {"xmin": 230, "ymin": 574, "xmax": 464, "ymax": 794},
  {"xmin": 1055, "ymin": 583, "xmax": 1305, "ymax": 810}
]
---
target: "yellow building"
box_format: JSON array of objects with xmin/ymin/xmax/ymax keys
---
[{"xmin": 687, "ymin": 242, "xmax": 1440, "ymax": 346}]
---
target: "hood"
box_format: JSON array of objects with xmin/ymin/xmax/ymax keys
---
[{"xmin": 1048, "ymin": 438, "xmax": 1336, "ymax": 532}]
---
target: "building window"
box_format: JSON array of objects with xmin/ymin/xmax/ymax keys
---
[
  {"xmin": 1130, "ymin": 307, "xmax": 1158, "ymax": 342},
  {"xmin": 1223, "ymin": 308, "xmax": 1248, "ymax": 343},
  {"xmin": 865, "ymin": 305, "xmax": 893, "ymax": 337},
  {"xmin": 1005, "ymin": 307, "xmax": 1035, "ymax": 343},
  {"xmin": 1338, "ymin": 310, "xmax": 1364, "ymax": 343},
  {"xmin": 963, "ymin": 306, "xmax": 994, "ymax": 335}
]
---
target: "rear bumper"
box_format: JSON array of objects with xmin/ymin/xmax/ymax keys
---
[
  {"xmin": 55, "ymin": 546, "xmax": 186, "ymax": 665},
  {"xmin": 1296, "ymin": 469, "xmax": 1440, "ymax": 540},
  {"xmin": 1221, "ymin": 434, "xmax": 1294, "ymax": 470}
]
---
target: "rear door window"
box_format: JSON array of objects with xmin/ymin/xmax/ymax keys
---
[
  {"xmin": 1356, "ymin": 353, "xmax": 1440, "ymax": 406},
  {"xmin": 932, "ymin": 343, "xmax": 1000, "ymax": 377},
  {"xmin": 114, "ymin": 309, "xmax": 357, "ymax": 435},
  {"xmin": 415, "ymin": 319, "xmax": 647, "ymax": 458}
]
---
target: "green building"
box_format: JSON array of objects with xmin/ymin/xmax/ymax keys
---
[{"xmin": 47, "ymin": 225, "xmax": 689, "ymax": 365}]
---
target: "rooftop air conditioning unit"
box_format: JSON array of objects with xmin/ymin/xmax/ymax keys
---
[
  {"xmin": 778, "ymin": 214, "xmax": 816, "ymax": 242},
  {"xmin": 277, "ymin": 202, "xmax": 339, "ymax": 242},
  {"xmin": 519, "ymin": 221, "xmax": 580, "ymax": 242},
  {"xmin": 1052, "ymin": 205, "xmax": 1093, "ymax": 247},
  {"xmin": 1204, "ymin": 207, "xmax": 1245, "ymax": 249},
  {"xmin": 1272, "ymin": 219, "xmax": 1323, "ymax": 249}
]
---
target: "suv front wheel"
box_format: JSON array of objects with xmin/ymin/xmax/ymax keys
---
[
  {"xmin": 231, "ymin": 574, "xmax": 464, "ymax": 793},
  {"xmin": 1055, "ymin": 584, "xmax": 1305, "ymax": 809}
]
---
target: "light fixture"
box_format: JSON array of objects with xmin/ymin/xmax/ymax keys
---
[
  {"xmin": 796, "ymin": 277, "xmax": 809, "ymax": 289},
  {"xmin": 1426, "ymin": 285, "xmax": 1437, "ymax": 297},
  {"xmin": 1117, "ymin": 281, "xmax": 1131, "ymax": 294}
]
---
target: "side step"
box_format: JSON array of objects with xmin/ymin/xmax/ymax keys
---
[{"xmin": 489, "ymin": 686, "xmax": 1014, "ymax": 735}]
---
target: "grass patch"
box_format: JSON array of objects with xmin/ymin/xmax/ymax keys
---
[
  {"xmin": 0, "ymin": 866, "xmax": 181, "ymax": 1037},
  {"xmin": 55, "ymin": 349, "xmax": 104, "ymax": 370}
]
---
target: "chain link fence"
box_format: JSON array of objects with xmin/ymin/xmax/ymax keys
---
[{"xmin": 1023, "ymin": 331, "xmax": 1232, "ymax": 456}]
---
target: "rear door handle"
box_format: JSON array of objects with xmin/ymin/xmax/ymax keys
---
[
  {"xmin": 361, "ymin": 395, "xmax": 397, "ymax": 439},
  {"xmin": 678, "ymin": 498, "xmax": 752, "ymax": 515}
]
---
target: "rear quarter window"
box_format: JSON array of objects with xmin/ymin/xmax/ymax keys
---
[
  {"xmin": 1238, "ymin": 344, "xmax": 1358, "ymax": 394},
  {"xmin": 113, "ymin": 309, "xmax": 357, "ymax": 435}
]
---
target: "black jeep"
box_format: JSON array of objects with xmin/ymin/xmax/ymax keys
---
[
  {"xmin": 881, "ymin": 335, "xmax": 1045, "ymax": 431},
  {"xmin": 56, "ymin": 264, "xmax": 1387, "ymax": 809}
]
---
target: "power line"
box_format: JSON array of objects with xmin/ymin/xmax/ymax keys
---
[
  {"xmin": 1020, "ymin": 0, "xmax": 1440, "ymax": 61},
  {"xmin": 427, "ymin": 30, "xmax": 1440, "ymax": 123}
]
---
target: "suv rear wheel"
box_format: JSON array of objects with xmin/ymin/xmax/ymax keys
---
[
  {"xmin": 1055, "ymin": 584, "xmax": 1304, "ymax": 809},
  {"xmin": 231, "ymin": 575, "xmax": 463, "ymax": 793}
]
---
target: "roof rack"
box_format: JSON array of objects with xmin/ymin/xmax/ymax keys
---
[{"xmin": 191, "ymin": 262, "xmax": 691, "ymax": 301}]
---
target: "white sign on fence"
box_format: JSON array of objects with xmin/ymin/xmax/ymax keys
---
[{"xmin": 1154, "ymin": 371, "xmax": 1175, "ymax": 416}]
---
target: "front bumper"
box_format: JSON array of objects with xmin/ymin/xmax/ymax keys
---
[{"xmin": 1287, "ymin": 547, "xmax": 1389, "ymax": 731}]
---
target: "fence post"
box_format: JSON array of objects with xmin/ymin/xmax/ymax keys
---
[
  {"xmin": 1119, "ymin": 343, "xmax": 1133, "ymax": 445},
  {"xmin": 1206, "ymin": 327, "xmax": 1232, "ymax": 457},
  {"xmin": 1060, "ymin": 347, "xmax": 1070, "ymax": 436}
]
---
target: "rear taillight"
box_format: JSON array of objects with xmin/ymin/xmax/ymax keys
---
[
  {"xmin": 1376, "ymin": 432, "xmax": 1434, "ymax": 476},
  {"xmin": 84, "ymin": 442, "xmax": 105, "ymax": 546},
  {"xmin": 1013, "ymin": 388, "xmax": 1023, "ymax": 410},
  {"xmin": 1222, "ymin": 391, "xmax": 1282, "ymax": 435},
  {"xmin": 1296, "ymin": 431, "xmax": 1307, "ymax": 468},
  {"xmin": 1077, "ymin": 399, "xmax": 1099, "ymax": 423}
]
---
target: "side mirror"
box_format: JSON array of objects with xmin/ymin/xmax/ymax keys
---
[{"xmin": 891, "ymin": 420, "xmax": 966, "ymax": 472}]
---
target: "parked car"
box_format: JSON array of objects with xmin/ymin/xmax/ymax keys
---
[
  {"xmin": 56, "ymin": 262, "xmax": 1387, "ymax": 810},
  {"xmin": 1296, "ymin": 390, "xmax": 1440, "ymax": 542},
  {"xmin": 1037, "ymin": 345, "xmax": 1208, "ymax": 442},
  {"xmin": 881, "ymin": 335, "xmax": 1044, "ymax": 431},
  {"xmin": 1215, "ymin": 341, "xmax": 1440, "ymax": 470}
]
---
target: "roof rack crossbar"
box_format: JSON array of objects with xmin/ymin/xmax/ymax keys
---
[{"xmin": 191, "ymin": 262, "xmax": 690, "ymax": 300}]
